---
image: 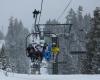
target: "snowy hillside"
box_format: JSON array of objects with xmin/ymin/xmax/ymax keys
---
[{"xmin": 0, "ymin": 69, "xmax": 100, "ymax": 80}]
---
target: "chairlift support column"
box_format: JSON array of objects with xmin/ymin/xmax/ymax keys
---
[{"xmin": 51, "ymin": 34, "xmax": 59, "ymax": 74}]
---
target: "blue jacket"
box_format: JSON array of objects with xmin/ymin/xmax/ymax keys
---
[{"xmin": 44, "ymin": 44, "xmax": 52, "ymax": 61}]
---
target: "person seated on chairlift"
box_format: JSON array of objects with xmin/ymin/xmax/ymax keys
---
[
  {"xmin": 26, "ymin": 44, "xmax": 36, "ymax": 62},
  {"xmin": 35, "ymin": 44, "xmax": 43, "ymax": 62},
  {"xmin": 52, "ymin": 43, "xmax": 60, "ymax": 62},
  {"xmin": 26, "ymin": 43, "xmax": 43, "ymax": 62},
  {"xmin": 42, "ymin": 43, "xmax": 52, "ymax": 61}
]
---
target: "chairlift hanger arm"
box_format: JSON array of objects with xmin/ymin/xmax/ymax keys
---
[
  {"xmin": 26, "ymin": 32, "xmax": 40, "ymax": 39},
  {"xmin": 36, "ymin": 23, "xmax": 72, "ymax": 26},
  {"xmin": 70, "ymin": 51, "xmax": 87, "ymax": 54},
  {"xmin": 26, "ymin": 32, "xmax": 56, "ymax": 39}
]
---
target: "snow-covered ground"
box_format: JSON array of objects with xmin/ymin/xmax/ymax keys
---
[
  {"xmin": 40, "ymin": 58, "xmax": 49, "ymax": 74},
  {"xmin": 0, "ymin": 69, "xmax": 100, "ymax": 80}
]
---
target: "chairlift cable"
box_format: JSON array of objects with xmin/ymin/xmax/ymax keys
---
[
  {"xmin": 57, "ymin": 0, "xmax": 73, "ymax": 21},
  {"xmin": 38, "ymin": 0, "xmax": 44, "ymax": 25}
]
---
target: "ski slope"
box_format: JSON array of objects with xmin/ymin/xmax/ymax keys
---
[
  {"xmin": 0, "ymin": 69, "xmax": 100, "ymax": 80},
  {"xmin": 0, "ymin": 35, "xmax": 99, "ymax": 80}
]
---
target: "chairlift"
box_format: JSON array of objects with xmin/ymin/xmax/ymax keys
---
[{"xmin": 25, "ymin": 32, "xmax": 59, "ymax": 63}]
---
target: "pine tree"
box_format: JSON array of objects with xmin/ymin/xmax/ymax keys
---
[
  {"xmin": 83, "ymin": 7, "xmax": 100, "ymax": 74},
  {"xmin": 0, "ymin": 30, "xmax": 4, "ymax": 40},
  {"xmin": 5, "ymin": 17, "xmax": 29, "ymax": 73},
  {"xmin": 0, "ymin": 44, "xmax": 10, "ymax": 70},
  {"xmin": 80, "ymin": 14, "xmax": 92, "ymax": 73}
]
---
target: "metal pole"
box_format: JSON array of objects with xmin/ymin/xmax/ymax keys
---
[
  {"xmin": 34, "ymin": 14, "xmax": 38, "ymax": 32},
  {"xmin": 52, "ymin": 36, "xmax": 59, "ymax": 74}
]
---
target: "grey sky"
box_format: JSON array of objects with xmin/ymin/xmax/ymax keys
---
[{"xmin": 0, "ymin": 0, "xmax": 100, "ymax": 34}]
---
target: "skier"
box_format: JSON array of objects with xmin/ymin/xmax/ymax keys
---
[
  {"xmin": 43, "ymin": 43, "xmax": 52, "ymax": 61},
  {"xmin": 51, "ymin": 43, "xmax": 60, "ymax": 62}
]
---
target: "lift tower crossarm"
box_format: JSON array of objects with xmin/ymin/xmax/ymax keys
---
[{"xmin": 36, "ymin": 23, "xmax": 72, "ymax": 26}]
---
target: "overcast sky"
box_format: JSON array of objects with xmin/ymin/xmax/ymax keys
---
[{"xmin": 0, "ymin": 0, "xmax": 100, "ymax": 34}]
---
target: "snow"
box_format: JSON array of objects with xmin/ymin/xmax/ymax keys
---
[
  {"xmin": 40, "ymin": 59, "xmax": 48, "ymax": 74},
  {"xmin": 0, "ymin": 69, "xmax": 100, "ymax": 80},
  {"xmin": 51, "ymin": 34, "xmax": 57, "ymax": 37}
]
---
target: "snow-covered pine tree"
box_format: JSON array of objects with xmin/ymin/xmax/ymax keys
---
[
  {"xmin": 80, "ymin": 14, "xmax": 92, "ymax": 74},
  {"xmin": 0, "ymin": 30, "xmax": 4, "ymax": 40},
  {"xmin": 84, "ymin": 7, "xmax": 100, "ymax": 74},
  {"xmin": 5, "ymin": 17, "xmax": 29, "ymax": 73},
  {"xmin": 0, "ymin": 44, "xmax": 10, "ymax": 70}
]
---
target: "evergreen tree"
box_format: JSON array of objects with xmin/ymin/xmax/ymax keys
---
[
  {"xmin": 5, "ymin": 17, "xmax": 29, "ymax": 73},
  {"xmin": 83, "ymin": 8, "xmax": 100, "ymax": 74},
  {"xmin": 83, "ymin": 14, "xmax": 92, "ymax": 33},
  {"xmin": 0, "ymin": 30, "xmax": 4, "ymax": 40},
  {"xmin": 0, "ymin": 44, "xmax": 10, "ymax": 70},
  {"xmin": 77, "ymin": 6, "xmax": 84, "ymax": 29}
]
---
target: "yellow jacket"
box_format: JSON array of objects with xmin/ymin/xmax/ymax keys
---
[{"xmin": 52, "ymin": 47, "xmax": 60, "ymax": 54}]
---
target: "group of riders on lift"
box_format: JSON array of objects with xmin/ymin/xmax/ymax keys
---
[{"xmin": 26, "ymin": 42, "xmax": 60, "ymax": 63}]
